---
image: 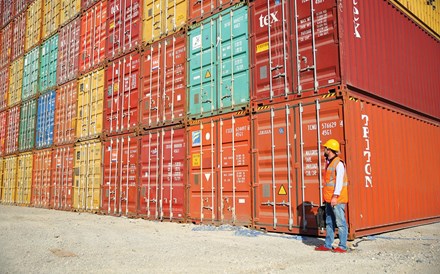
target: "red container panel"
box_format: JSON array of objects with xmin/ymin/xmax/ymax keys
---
[
  {"xmin": 79, "ymin": 0, "xmax": 107, "ymax": 74},
  {"xmin": 81, "ymin": 0, "xmax": 100, "ymax": 11},
  {"xmin": 102, "ymin": 134, "xmax": 138, "ymax": 216},
  {"xmin": 11, "ymin": 11, "xmax": 26, "ymax": 62},
  {"xmin": 6, "ymin": 105, "xmax": 20, "ymax": 155},
  {"xmin": 104, "ymin": 52, "xmax": 139, "ymax": 136},
  {"xmin": 57, "ymin": 17, "xmax": 80, "ymax": 85},
  {"xmin": 51, "ymin": 145, "xmax": 74, "ymax": 210},
  {"xmin": 0, "ymin": 22, "xmax": 12, "ymax": 68},
  {"xmin": 32, "ymin": 149, "xmax": 53, "ymax": 208},
  {"xmin": 1, "ymin": 0, "xmax": 12, "ymax": 27},
  {"xmin": 0, "ymin": 66, "xmax": 8, "ymax": 110},
  {"xmin": 54, "ymin": 81, "xmax": 78, "ymax": 145},
  {"xmin": 140, "ymin": 32, "xmax": 186, "ymax": 129},
  {"xmin": 0, "ymin": 110, "xmax": 7, "ymax": 156},
  {"xmin": 252, "ymin": 90, "xmax": 440, "ymax": 238},
  {"xmin": 107, "ymin": 0, "xmax": 141, "ymax": 59},
  {"xmin": 138, "ymin": 127, "xmax": 186, "ymax": 220},
  {"xmin": 14, "ymin": 0, "xmax": 27, "ymax": 15},
  {"xmin": 188, "ymin": 0, "xmax": 242, "ymax": 25},
  {"xmin": 187, "ymin": 114, "xmax": 252, "ymax": 225}
]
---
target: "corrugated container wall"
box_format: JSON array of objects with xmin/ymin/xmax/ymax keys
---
[
  {"xmin": 0, "ymin": 66, "xmax": 8, "ymax": 110},
  {"xmin": 77, "ymin": 69, "xmax": 104, "ymax": 140},
  {"xmin": 0, "ymin": 158, "xmax": 3, "ymax": 200},
  {"xmin": 0, "ymin": 22, "xmax": 12, "ymax": 68},
  {"xmin": 57, "ymin": 17, "xmax": 80, "ymax": 85},
  {"xmin": 36, "ymin": 90, "xmax": 56, "ymax": 149},
  {"xmin": 60, "ymin": 0, "xmax": 80, "ymax": 26},
  {"xmin": 11, "ymin": 12, "xmax": 26, "ymax": 62},
  {"xmin": 392, "ymin": 0, "xmax": 440, "ymax": 37},
  {"xmin": 1, "ymin": 0, "xmax": 12, "ymax": 27},
  {"xmin": 102, "ymin": 134, "xmax": 138, "ymax": 216},
  {"xmin": 39, "ymin": 34, "xmax": 59, "ymax": 93},
  {"xmin": 5, "ymin": 106, "xmax": 20, "ymax": 155},
  {"xmin": 107, "ymin": 0, "xmax": 141, "ymax": 59},
  {"xmin": 73, "ymin": 140, "xmax": 101, "ymax": 211},
  {"xmin": 32, "ymin": 149, "xmax": 53, "ymax": 208},
  {"xmin": 187, "ymin": 0, "xmax": 241, "ymax": 25},
  {"xmin": 0, "ymin": 111, "xmax": 7, "ymax": 156},
  {"xmin": 16, "ymin": 152, "xmax": 33, "ymax": 205},
  {"xmin": 142, "ymin": 0, "xmax": 187, "ymax": 44},
  {"xmin": 187, "ymin": 4, "xmax": 249, "ymax": 119},
  {"xmin": 139, "ymin": 31, "xmax": 186, "ymax": 130},
  {"xmin": 82, "ymin": 0, "xmax": 100, "ymax": 11},
  {"xmin": 42, "ymin": 0, "xmax": 61, "ymax": 40},
  {"xmin": 25, "ymin": 0, "xmax": 43, "ymax": 52},
  {"xmin": 14, "ymin": 0, "xmax": 27, "ymax": 16},
  {"xmin": 104, "ymin": 52, "xmax": 139, "ymax": 136},
  {"xmin": 187, "ymin": 114, "xmax": 252, "ymax": 225},
  {"xmin": 79, "ymin": 1, "xmax": 107, "ymax": 74},
  {"xmin": 18, "ymin": 99, "xmax": 37, "ymax": 151},
  {"xmin": 138, "ymin": 126, "xmax": 186, "ymax": 220},
  {"xmin": 2, "ymin": 156, "xmax": 17, "ymax": 203},
  {"xmin": 22, "ymin": 48, "xmax": 40, "ymax": 101},
  {"xmin": 8, "ymin": 57, "xmax": 24, "ymax": 107},
  {"xmin": 52, "ymin": 145, "xmax": 74, "ymax": 210},
  {"xmin": 54, "ymin": 81, "xmax": 77, "ymax": 145}
]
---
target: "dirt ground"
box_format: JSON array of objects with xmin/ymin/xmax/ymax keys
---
[{"xmin": 0, "ymin": 205, "xmax": 439, "ymax": 274}]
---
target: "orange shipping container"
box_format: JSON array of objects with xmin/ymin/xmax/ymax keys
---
[
  {"xmin": 187, "ymin": 0, "xmax": 241, "ymax": 25},
  {"xmin": 54, "ymin": 81, "xmax": 77, "ymax": 145},
  {"xmin": 51, "ymin": 145, "xmax": 74, "ymax": 210},
  {"xmin": 187, "ymin": 113, "xmax": 252, "ymax": 225},
  {"xmin": 251, "ymin": 89, "xmax": 440, "ymax": 239},
  {"xmin": 32, "ymin": 149, "xmax": 53, "ymax": 208}
]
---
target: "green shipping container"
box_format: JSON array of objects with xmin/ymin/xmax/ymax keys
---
[
  {"xmin": 22, "ymin": 48, "xmax": 40, "ymax": 101},
  {"xmin": 39, "ymin": 34, "xmax": 59, "ymax": 93},
  {"xmin": 188, "ymin": 4, "xmax": 249, "ymax": 118},
  {"xmin": 19, "ymin": 99, "xmax": 37, "ymax": 151}
]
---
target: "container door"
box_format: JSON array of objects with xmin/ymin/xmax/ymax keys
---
[
  {"xmin": 0, "ymin": 111, "xmax": 7, "ymax": 156},
  {"xmin": 52, "ymin": 146, "xmax": 74, "ymax": 210}
]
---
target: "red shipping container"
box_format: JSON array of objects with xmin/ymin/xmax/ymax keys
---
[
  {"xmin": 57, "ymin": 17, "xmax": 80, "ymax": 85},
  {"xmin": 1, "ymin": 0, "xmax": 12, "ymax": 27},
  {"xmin": 5, "ymin": 105, "xmax": 20, "ymax": 155},
  {"xmin": 51, "ymin": 145, "xmax": 74, "ymax": 210},
  {"xmin": 188, "ymin": 0, "xmax": 242, "ymax": 25},
  {"xmin": 54, "ymin": 80, "xmax": 77, "ymax": 145},
  {"xmin": 14, "ymin": 0, "xmax": 27, "ymax": 16},
  {"xmin": 0, "ymin": 110, "xmax": 7, "ymax": 156},
  {"xmin": 139, "ymin": 31, "xmax": 186, "ymax": 130},
  {"xmin": 252, "ymin": 89, "xmax": 440, "ymax": 239},
  {"xmin": 0, "ymin": 22, "xmax": 12, "ymax": 68},
  {"xmin": 107, "ymin": 0, "xmax": 141, "ymax": 59},
  {"xmin": 104, "ymin": 52, "xmax": 139, "ymax": 136},
  {"xmin": 102, "ymin": 134, "xmax": 138, "ymax": 216},
  {"xmin": 79, "ymin": 0, "xmax": 107, "ymax": 74},
  {"xmin": 0, "ymin": 66, "xmax": 8, "ymax": 110},
  {"xmin": 32, "ymin": 149, "xmax": 53, "ymax": 208},
  {"xmin": 11, "ymin": 11, "xmax": 26, "ymax": 62},
  {"xmin": 187, "ymin": 113, "xmax": 252, "ymax": 225},
  {"xmin": 138, "ymin": 126, "xmax": 186, "ymax": 220}
]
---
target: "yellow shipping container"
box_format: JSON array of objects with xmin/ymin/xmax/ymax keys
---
[
  {"xmin": 60, "ymin": 0, "xmax": 81, "ymax": 26},
  {"xmin": 2, "ymin": 156, "xmax": 17, "ymax": 204},
  {"xmin": 142, "ymin": 0, "xmax": 187, "ymax": 44},
  {"xmin": 392, "ymin": 0, "xmax": 439, "ymax": 38},
  {"xmin": 77, "ymin": 69, "xmax": 104, "ymax": 140},
  {"xmin": 73, "ymin": 140, "xmax": 101, "ymax": 211},
  {"xmin": 26, "ymin": 0, "xmax": 43, "ymax": 52},
  {"xmin": 8, "ymin": 57, "xmax": 24, "ymax": 107},
  {"xmin": 16, "ymin": 153, "xmax": 33, "ymax": 205},
  {"xmin": 43, "ymin": 0, "xmax": 61, "ymax": 40}
]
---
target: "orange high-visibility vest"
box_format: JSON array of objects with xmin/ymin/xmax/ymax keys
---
[{"xmin": 323, "ymin": 157, "xmax": 349, "ymax": 203}]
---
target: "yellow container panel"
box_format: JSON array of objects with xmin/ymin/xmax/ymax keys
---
[
  {"xmin": 60, "ymin": 0, "xmax": 81, "ymax": 26},
  {"xmin": 0, "ymin": 158, "xmax": 4, "ymax": 202},
  {"xmin": 8, "ymin": 57, "xmax": 24, "ymax": 107},
  {"xmin": 17, "ymin": 153, "xmax": 33, "ymax": 205},
  {"xmin": 43, "ymin": 0, "xmax": 61, "ymax": 40},
  {"xmin": 142, "ymin": 0, "xmax": 187, "ymax": 44},
  {"xmin": 2, "ymin": 157, "xmax": 18, "ymax": 204},
  {"xmin": 393, "ymin": 0, "xmax": 439, "ymax": 37},
  {"xmin": 77, "ymin": 69, "xmax": 104, "ymax": 140},
  {"xmin": 73, "ymin": 140, "xmax": 101, "ymax": 211},
  {"xmin": 26, "ymin": 0, "xmax": 43, "ymax": 51}
]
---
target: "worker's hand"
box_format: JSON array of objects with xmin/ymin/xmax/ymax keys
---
[{"xmin": 331, "ymin": 196, "xmax": 338, "ymax": 207}]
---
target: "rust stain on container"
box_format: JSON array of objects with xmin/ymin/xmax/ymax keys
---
[
  {"xmin": 32, "ymin": 149, "xmax": 53, "ymax": 208},
  {"xmin": 52, "ymin": 145, "xmax": 74, "ymax": 210},
  {"xmin": 54, "ymin": 81, "xmax": 77, "ymax": 145},
  {"xmin": 57, "ymin": 17, "xmax": 80, "ymax": 85}
]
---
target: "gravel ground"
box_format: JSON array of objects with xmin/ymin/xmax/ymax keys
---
[{"xmin": 0, "ymin": 204, "xmax": 439, "ymax": 274}]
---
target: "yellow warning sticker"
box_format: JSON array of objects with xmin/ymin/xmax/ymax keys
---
[
  {"xmin": 256, "ymin": 42, "xmax": 269, "ymax": 53},
  {"xmin": 205, "ymin": 70, "xmax": 211, "ymax": 78},
  {"xmin": 192, "ymin": 153, "xmax": 201, "ymax": 167},
  {"xmin": 278, "ymin": 185, "xmax": 287, "ymax": 195}
]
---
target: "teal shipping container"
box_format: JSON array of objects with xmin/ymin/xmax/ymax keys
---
[
  {"xmin": 22, "ymin": 48, "xmax": 40, "ymax": 101},
  {"xmin": 39, "ymin": 34, "xmax": 59, "ymax": 93},
  {"xmin": 18, "ymin": 99, "xmax": 37, "ymax": 152},
  {"xmin": 188, "ymin": 4, "xmax": 249, "ymax": 119},
  {"xmin": 36, "ymin": 91, "xmax": 56, "ymax": 149}
]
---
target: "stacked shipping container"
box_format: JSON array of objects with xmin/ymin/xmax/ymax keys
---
[{"xmin": 0, "ymin": 0, "xmax": 438, "ymax": 240}]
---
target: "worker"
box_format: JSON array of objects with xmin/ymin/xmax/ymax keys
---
[{"xmin": 315, "ymin": 139, "xmax": 349, "ymax": 253}]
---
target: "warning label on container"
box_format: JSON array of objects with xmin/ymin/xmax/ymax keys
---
[
  {"xmin": 192, "ymin": 35, "xmax": 202, "ymax": 50},
  {"xmin": 192, "ymin": 153, "xmax": 201, "ymax": 167},
  {"xmin": 278, "ymin": 185, "xmax": 287, "ymax": 195},
  {"xmin": 205, "ymin": 70, "xmax": 211, "ymax": 78},
  {"xmin": 256, "ymin": 42, "xmax": 269, "ymax": 53}
]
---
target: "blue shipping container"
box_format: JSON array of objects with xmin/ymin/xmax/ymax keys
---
[{"xmin": 36, "ymin": 91, "xmax": 56, "ymax": 149}]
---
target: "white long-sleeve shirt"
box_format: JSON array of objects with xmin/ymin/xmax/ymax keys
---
[{"xmin": 333, "ymin": 161, "xmax": 345, "ymax": 196}]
